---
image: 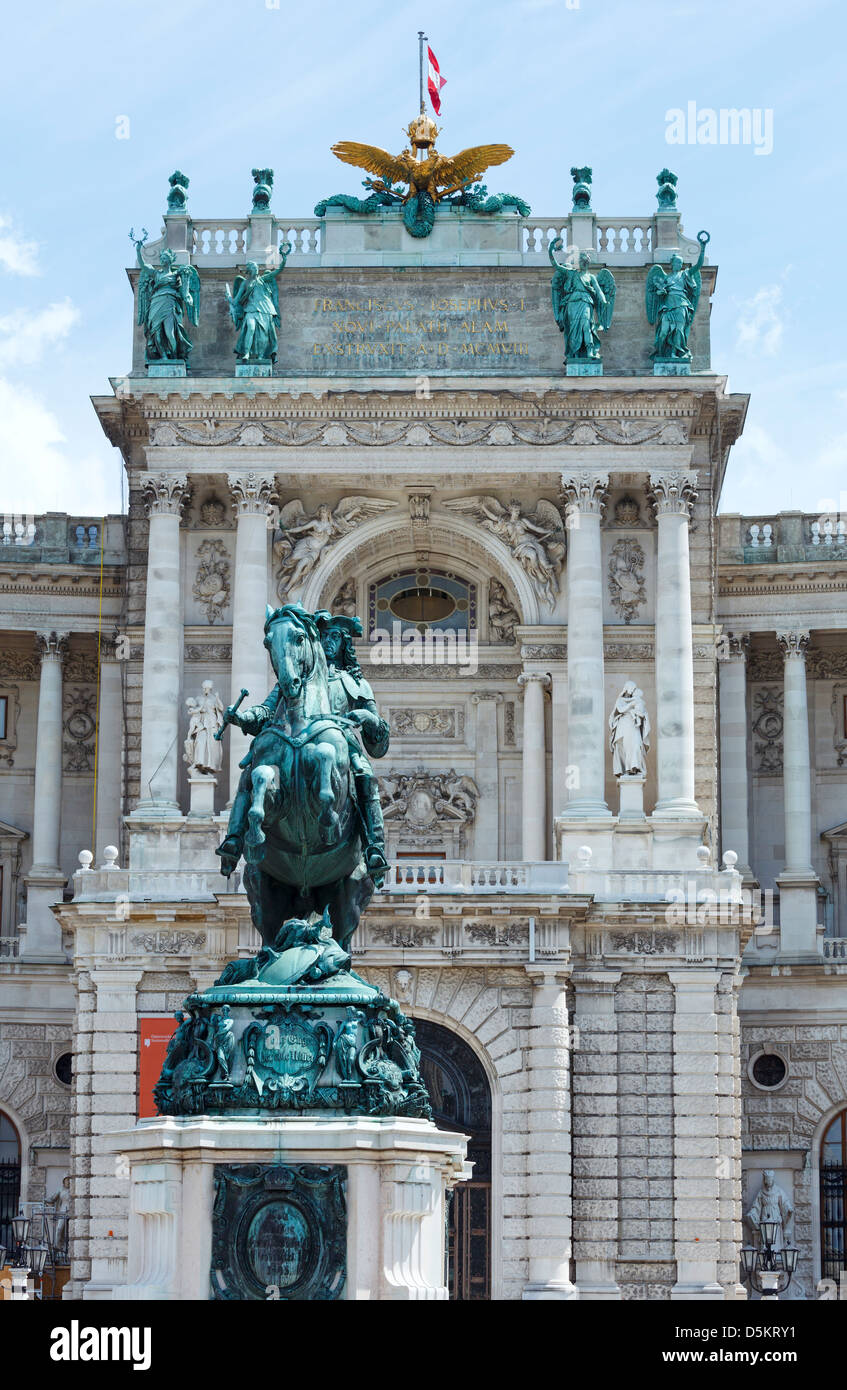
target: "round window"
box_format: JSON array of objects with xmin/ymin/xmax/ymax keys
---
[
  {"xmin": 54, "ymin": 1053, "xmax": 73, "ymax": 1087},
  {"xmin": 389, "ymin": 588, "xmax": 456, "ymax": 624},
  {"xmin": 749, "ymin": 1050, "xmax": 787, "ymax": 1091}
]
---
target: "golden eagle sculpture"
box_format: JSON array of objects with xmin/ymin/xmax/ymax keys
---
[{"xmin": 315, "ymin": 114, "xmax": 529, "ymax": 238}]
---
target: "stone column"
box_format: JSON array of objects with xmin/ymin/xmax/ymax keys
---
[
  {"xmin": 135, "ymin": 474, "xmax": 187, "ymax": 814},
  {"xmin": 775, "ymin": 629, "xmax": 819, "ymax": 954},
  {"xmin": 94, "ymin": 638, "xmax": 124, "ymax": 861},
  {"xmin": 469, "ymin": 693, "xmax": 501, "ymax": 859},
  {"xmin": 668, "ymin": 969, "xmax": 724, "ymax": 1300},
  {"xmin": 649, "ymin": 471, "xmax": 700, "ymax": 819},
  {"xmin": 519, "ymin": 672, "xmax": 550, "ymax": 860},
  {"xmin": 571, "ymin": 970, "xmax": 621, "ymax": 1299},
  {"xmin": 560, "ymin": 472, "xmax": 610, "ymax": 819},
  {"xmin": 22, "ymin": 630, "xmax": 69, "ymax": 959},
  {"xmin": 718, "ymin": 632, "xmax": 751, "ymax": 876},
  {"xmin": 522, "ymin": 965, "xmax": 577, "ymax": 1300},
  {"xmin": 227, "ymin": 473, "xmax": 276, "ymax": 799}
]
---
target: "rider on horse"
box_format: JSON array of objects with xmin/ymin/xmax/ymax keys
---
[{"xmin": 216, "ymin": 607, "xmax": 390, "ymax": 884}]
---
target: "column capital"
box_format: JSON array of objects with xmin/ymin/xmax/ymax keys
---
[
  {"xmin": 560, "ymin": 470, "xmax": 609, "ymax": 516},
  {"xmin": 518, "ymin": 671, "xmax": 551, "ymax": 690},
  {"xmin": 777, "ymin": 629, "xmax": 810, "ymax": 660},
  {"xmin": 648, "ymin": 469, "xmax": 698, "ymax": 517},
  {"xmin": 35, "ymin": 630, "xmax": 69, "ymax": 661},
  {"xmin": 141, "ymin": 471, "xmax": 189, "ymax": 517},
  {"xmin": 227, "ymin": 470, "xmax": 277, "ymax": 517},
  {"xmin": 719, "ymin": 630, "xmax": 750, "ymax": 661}
]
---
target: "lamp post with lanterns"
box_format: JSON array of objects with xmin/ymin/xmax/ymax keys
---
[{"xmin": 740, "ymin": 1219, "xmax": 799, "ymax": 1299}]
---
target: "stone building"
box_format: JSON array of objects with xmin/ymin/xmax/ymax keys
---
[{"xmin": 0, "ymin": 170, "xmax": 845, "ymax": 1300}]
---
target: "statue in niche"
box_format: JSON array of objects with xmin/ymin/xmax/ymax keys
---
[
  {"xmin": 488, "ymin": 579, "xmax": 519, "ymax": 643},
  {"xmin": 645, "ymin": 230, "xmax": 710, "ymax": 363},
  {"xmin": 548, "ymin": 239, "xmax": 616, "ymax": 364},
  {"xmin": 609, "ymin": 681, "xmax": 650, "ymax": 777},
  {"xmin": 273, "ymin": 497, "xmax": 397, "ymax": 598},
  {"xmin": 226, "ymin": 246, "xmax": 292, "ymax": 364},
  {"xmin": 131, "ymin": 231, "xmax": 201, "ymax": 364},
  {"xmin": 184, "ymin": 681, "xmax": 224, "ymax": 775},
  {"xmin": 444, "ymin": 496, "xmax": 565, "ymax": 610},
  {"xmin": 747, "ymin": 1169, "xmax": 793, "ymax": 1251}
]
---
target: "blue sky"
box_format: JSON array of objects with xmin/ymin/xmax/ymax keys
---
[{"xmin": 1, "ymin": 0, "xmax": 844, "ymax": 518}]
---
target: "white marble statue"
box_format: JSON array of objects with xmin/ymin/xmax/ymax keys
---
[
  {"xmin": 747, "ymin": 1169, "xmax": 793, "ymax": 1251},
  {"xmin": 609, "ymin": 680, "xmax": 651, "ymax": 777},
  {"xmin": 273, "ymin": 497, "xmax": 397, "ymax": 598},
  {"xmin": 183, "ymin": 680, "xmax": 224, "ymax": 775},
  {"xmin": 488, "ymin": 579, "xmax": 519, "ymax": 643}
]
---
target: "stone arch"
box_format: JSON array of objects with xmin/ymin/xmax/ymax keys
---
[
  {"xmin": 356, "ymin": 963, "xmax": 531, "ymax": 1300},
  {"xmin": 0, "ymin": 1100, "xmax": 29, "ymax": 1216},
  {"xmin": 300, "ymin": 513, "xmax": 542, "ymax": 626}
]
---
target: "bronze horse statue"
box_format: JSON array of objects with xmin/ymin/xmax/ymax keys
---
[{"xmin": 235, "ymin": 605, "xmax": 376, "ymax": 951}]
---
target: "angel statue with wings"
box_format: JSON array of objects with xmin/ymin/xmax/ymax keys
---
[
  {"xmin": 131, "ymin": 231, "xmax": 201, "ymax": 364},
  {"xmin": 445, "ymin": 496, "xmax": 566, "ymax": 610},
  {"xmin": 226, "ymin": 245, "xmax": 292, "ymax": 365},
  {"xmin": 273, "ymin": 497, "xmax": 398, "ymax": 598},
  {"xmin": 645, "ymin": 230, "xmax": 710, "ymax": 363},
  {"xmin": 548, "ymin": 239, "xmax": 616, "ymax": 365}
]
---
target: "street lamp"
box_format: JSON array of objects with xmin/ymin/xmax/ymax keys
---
[{"xmin": 740, "ymin": 1226, "xmax": 799, "ymax": 1299}]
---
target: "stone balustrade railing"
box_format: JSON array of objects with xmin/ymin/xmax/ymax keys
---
[
  {"xmin": 144, "ymin": 208, "xmax": 700, "ymax": 270},
  {"xmin": 719, "ymin": 512, "xmax": 847, "ymax": 566},
  {"xmin": 0, "ymin": 937, "xmax": 19, "ymax": 959},
  {"xmin": 0, "ymin": 513, "xmax": 125, "ymax": 566},
  {"xmin": 821, "ymin": 936, "xmax": 847, "ymax": 962},
  {"xmin": 384, "ymin": 860, "xmax": 571, "ymax": 894}
]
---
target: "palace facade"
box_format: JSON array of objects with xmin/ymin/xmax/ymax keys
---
[{"xmin": 0, "ymin": 176, "xmax": 845, "ymax": 1300}]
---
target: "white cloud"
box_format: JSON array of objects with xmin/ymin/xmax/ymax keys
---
[
  {"xmin": 734, "ymin": 284, "xmax": 785, "ymax": 357},
  {"xmin": 0, "ymin": 379, "xmax": 116, "ymax": 514},
  {"xmin": 0, "ymin": 216, "xmax": 40, "ymax": 276},
  {"xmin": 0, "ymin": 299, "xmax": 79, "ymax": 369}
]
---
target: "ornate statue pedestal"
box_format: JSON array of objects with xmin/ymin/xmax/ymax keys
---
[
  {"xmin": 235, "ymin": 362, "xmax": 273, "ymax": 377},
  {"xmin": 104, "ymin": 1116, "xmax": 469, "ymax": 1301},
  {"xmin": 146, "ymin": 362, "xmax": 186, "ymax": 377},
  {"xmin": 566, "ymin": 360, "xmax": 603, "ymax": 377},
  {"xmin": 653, "ymin": 360, "xmax": 691, "ymax": 376}
]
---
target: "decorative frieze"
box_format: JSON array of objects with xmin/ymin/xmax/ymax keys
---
[
  {"xmin": 379, "ymin": 767, "xmax": 479, "ymax": 830},
  {"xmin": 129, "ymin": 930, "xmax": 207, "ymax": 954},
  {"xmin": 389, "ymin": 708, "xmax": 464, "ymax": 739},
  {"xmin": 751, "ymin": 687, "xmax": 784, "ymax": 775},
  {"xmin": 63, "ymin": 687, "xmax": 97, "ymax": 773},
  {"xmin": 608, "ymin": 538, "xmax": 647, "ymax": 624},
  {"xmin": 192, "ymin": 538, "xmax": 231, "ymax": 623}
]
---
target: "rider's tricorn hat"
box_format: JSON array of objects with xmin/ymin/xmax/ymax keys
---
[{"xmin": 318, "ymin": 613, "xmax": 363, "ymax": 639}]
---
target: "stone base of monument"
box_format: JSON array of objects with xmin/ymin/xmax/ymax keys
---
[
  {"xmin": 146, "ymin": 361, "xmax": 186, "ymax": 376},
  {"xmin": 566, "ymin": 360, "xmax": 603, "ymax": 376},
  {"xmin": 235, "ymin": 362, "xmax": 273, "ymax": 376},
  {"xmin": 103, "ymin": 1116, "xmax": 468, "ymax": 1301},
  {"xmin": 187, "ymin": 770, "xmax": 216, "ymax": 816}
]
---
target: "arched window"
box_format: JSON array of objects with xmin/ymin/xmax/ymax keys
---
[
  {"xmin": 369, "ymin": 569, "xmax": 476, "ymax": 635},
  {"xmin": 415, "ymin": 1020, "xmax": 491, "ymax": 1300},
  {"xmin": 0, "ymin": 1110, "xmax": 21, "ymax": 1251},
  {"xmin": 820, "ymin": 1109, "xmax": 847, "ymax": 1280}
]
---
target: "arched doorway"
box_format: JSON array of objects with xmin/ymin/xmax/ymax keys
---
[
  {"xmin": 820, "ymin": 1108, "xmax": 847, "ymax": 1280},
  {"xmin": 0, "ymin": 1110, "xmax": 21, "ymax": 1250},
  {"xmin": 415, "ymin": 1019, "xmax": 492, "ymax": 1300}
]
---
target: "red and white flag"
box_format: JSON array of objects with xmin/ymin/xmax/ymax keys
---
[{"xmin": 427, "ymin": 45, "xmax": 446, "ymax": 115}]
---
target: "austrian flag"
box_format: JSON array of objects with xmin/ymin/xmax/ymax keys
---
[{"xmin": 427, "ymin": 46, "xmax": 446, "ymax": 115}]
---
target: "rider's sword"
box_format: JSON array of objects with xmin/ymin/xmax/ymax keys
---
[{"xmin": 215, "ymin": 687, "xmax": 249, "ymax": 740}]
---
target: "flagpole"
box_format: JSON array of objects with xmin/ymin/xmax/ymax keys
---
[{"xmin": 418, "ymin": 31, "xmax": 426, "ymax": 114}]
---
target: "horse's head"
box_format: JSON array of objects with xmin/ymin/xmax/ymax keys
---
[{"xmin": 263, "ymin": 604, "xmax": 331, "ymax": 712}]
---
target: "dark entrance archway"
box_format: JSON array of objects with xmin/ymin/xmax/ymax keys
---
[
  {"xmin": 415, "ymin": 1019, "xmax": 492, "ymax": 1300},
  {"xmin": 0, "ymin": 1110, "xmax": 21, "ymax": 1251}
]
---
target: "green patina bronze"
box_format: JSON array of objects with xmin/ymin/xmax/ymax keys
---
[
  {"xmin": 645, "ymin": 229, "xmax": 710, "ymax": 365},
  {"xmin": 251, "ymin": 167, "xmax": 274, "ymax": 213},
  {"xmin": 548, "ymin": 238, "xmax": 616, "ymax": 366},
  {"xmin": 226, "ymin": 247, "xmax": 292, "ymax": 365},
  {"xmin": 570, "ymin": 166, "xmax": 592, "ymax": 212},
  {"xmin": 131, "ymin": 229, "xmax": 201, "ymax": 365},
  {"xmin": 166, "ymin": 169, "xmax": 190, "ymax": 213},
  {"xmin": 154, "ymin": 602, "xmax": 431, "ymax": 1122},
  {"xmin": 315, "ymin": 179, "xmax": 530, "ymax": 237},
  {"xmin": 656, "ymin": 168, "xmax": 679, "ymax": 210}
]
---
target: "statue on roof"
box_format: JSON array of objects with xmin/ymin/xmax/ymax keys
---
[
  {"xmin": 131, "ymin": 229, "xmax": 201, "ymax": 365},
  {"xmin": 548, "ymin": 239, "xmax": 616, "ymax": 366},
  {"xmin": 226, "ymin": 246, "xmax": 292, "ymax": 365},
  {"xmin": 645, "ymin": 229, "xmax": 710, "ymax": 364},
  {"xmin": 322, "ymin": 113, "xmax": 520, "ymax": 238}
]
